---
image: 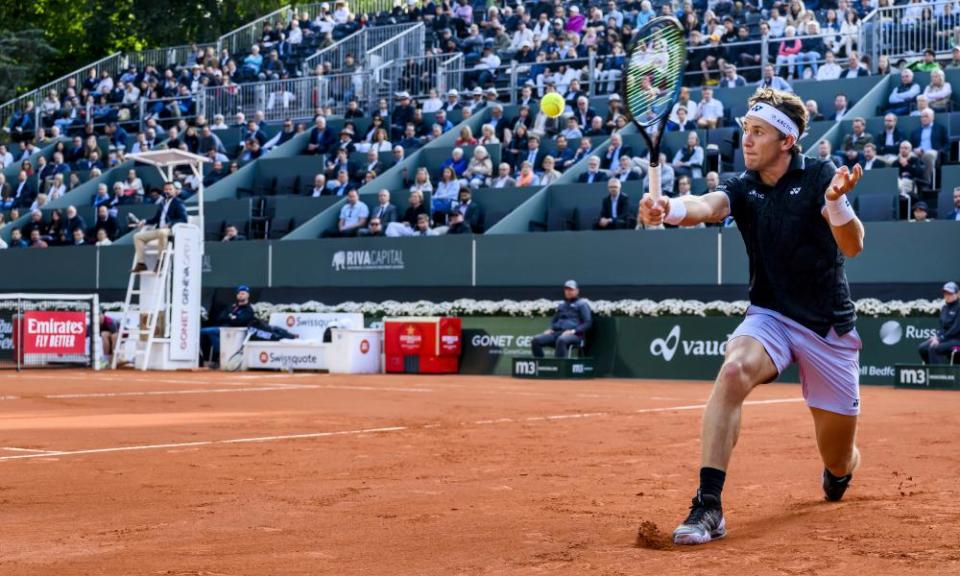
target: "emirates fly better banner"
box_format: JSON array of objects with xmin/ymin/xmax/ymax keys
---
[{"xmin": 22, "ymin": 311, "xmax": 87, "ymax": 354}]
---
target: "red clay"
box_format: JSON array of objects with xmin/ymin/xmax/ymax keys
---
[{"xmin": 0, "ymin": 370, "xmax": 958, "ymax": 575}]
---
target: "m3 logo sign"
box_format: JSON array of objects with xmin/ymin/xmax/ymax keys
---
[
  {"xmin": 514, "ymin": 360, "xmax": 537, "ymax": 376},
  {"xmin": 899, "ymin": 367, "xmax": 927, "ymax": 386}
]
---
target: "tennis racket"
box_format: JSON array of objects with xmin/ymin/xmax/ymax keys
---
[
  {"xmin": 224, "ymin": 328, "xmax": 254, "ymax": 372},
  {"xmin": 621, "ymin": 16, "xmax": 688, "ymax": 225}
]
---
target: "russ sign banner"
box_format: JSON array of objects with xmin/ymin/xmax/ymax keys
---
[{"xmin": 21, "ymin": 311, "xmax": 87, "ymax": 354}]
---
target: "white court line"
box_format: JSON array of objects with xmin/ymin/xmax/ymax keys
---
[
  {"xmin": 0, "ymin": 398, "xmax": 802, "ymax": 463},
  {"xmin": 1, "ymin": 447, "xmax": 59, "ymax": 454},
  {"xmin": 0, "ymin": 383, "xmax": 433, "ymax": 402}
]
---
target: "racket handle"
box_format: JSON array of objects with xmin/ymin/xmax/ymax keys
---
[{"xmin": 648, "ymin": 161, "xmax": 662, "ymax": 201}]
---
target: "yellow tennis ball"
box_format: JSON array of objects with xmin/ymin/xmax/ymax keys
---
[{"xmin": 540, "ymin": 93, "xmax": 565, "ymax": 118}]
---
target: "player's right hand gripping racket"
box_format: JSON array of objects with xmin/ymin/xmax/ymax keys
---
[{"xmin": 621, "ymin": 16, "xmax": 687, "ymax": 228}]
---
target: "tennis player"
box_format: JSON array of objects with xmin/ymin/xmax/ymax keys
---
[{"xmin": 639, "ymin": 88, "xmax": 865, "ymax": 545}]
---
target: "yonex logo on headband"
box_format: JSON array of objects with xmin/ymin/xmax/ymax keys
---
[{"xmin": 745, "ymin": 102, "xmax": 800, "ymax": 139}]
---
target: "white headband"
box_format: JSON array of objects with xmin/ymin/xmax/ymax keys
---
[{"xmin": 745, "ymin": 102, "xmax": 800, "ymax": 140}]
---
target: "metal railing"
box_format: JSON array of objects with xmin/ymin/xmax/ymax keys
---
[
  {"xmin": 862, "ymin": 0, "xmax": 959, "ymax": 72},
  {"xmin": 139, "ymin": 95, "xmax": 204, "ymax": 131},
  {"xmin": 373, "ymin": 53, "xmax": 461, "ymax": 108},
  {"xmin": 218, "ymin": 5, "xmax": 296, "ymax": 56},
  {"xmin": 348, "ymin": 0, "xmax": 412, "ymax": 15},
  {"xmin": 300, "ymin": 22, "xmax": 424, "ymax": 74},
  {"xmin": 125, "ymin": 43, "xmax": 218, "ymax": 70},
  {"xmin": 203, "ymin": 75, "xmax": 341, "ymax": 122},
  {"xmin": 366, "ymin": 22, "xmax": 426, "ymax": 72}
]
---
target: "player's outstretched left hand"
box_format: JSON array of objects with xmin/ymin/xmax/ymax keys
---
[{"xmin": 826, "ymin": 164, "xmax": 862, "ymax": 201}]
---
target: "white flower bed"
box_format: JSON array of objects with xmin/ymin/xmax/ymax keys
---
[{"xmin": 100, "ymin": 298, "xmax": 942, "ymax": 321}]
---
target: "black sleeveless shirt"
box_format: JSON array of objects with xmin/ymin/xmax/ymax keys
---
[{"xmin": 720, "ymin": 154, "xmax": 856, "ymax": 337}]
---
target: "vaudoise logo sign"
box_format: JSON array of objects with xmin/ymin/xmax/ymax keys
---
[{"xmin": 650, "ymin": 325, "xmax": 728, "ymax": 361}]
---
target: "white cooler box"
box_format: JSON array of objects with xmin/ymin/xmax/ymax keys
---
[{"xmin": 327, "ymin": 328, "xmax": 382, "ymax": 374}]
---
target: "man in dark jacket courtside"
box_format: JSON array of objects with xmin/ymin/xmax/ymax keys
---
[
  {"xmin": 530, "ymin": 280, "xmax": 593, "ymax": 358},
  {"xmin": 919, "ymin": 282, "xmax": 960, "ymax": 364}
]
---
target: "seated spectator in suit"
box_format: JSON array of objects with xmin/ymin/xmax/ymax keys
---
[
  {"xmin": 861, "ymin": 144, "xmax": 887, "ymax": 170},
  {"xmin": 945, "ymin": 187, "xmax": 960, "ymax": 220},
  {"xmin": 221, "ymin": 224, "xmax": 246, "ymax": 242},
  {"xmin": 578, "ymin": 156, "xmax": 608, "ymax": 183},
  {"xmin": 840, "ymin": 117, "xmax": 873, "ymax": 166},
  {"xmin": 876, "ymin": 113, "xmax": 903, "ymax": 163},
  {"xmin": 491, "ymin": 163, "xmax": 517, "ymax": 188},
  {"xmin": 5, "ymin": 170, "xmax": 35, "ymax": 209},
  {"xmin": 21, "ymin": 210, "xmax": 47, "ymax": 239},
  {"xmin": 359, "ymin": 190, "xmax": 398, "ymax": 236},
  {"xmin": 362, "ymin": 217, "xmax": 386, "ymax": 237},
  {"xmin": 610, "ymin": 155, "xmax": 641, "ymax": 183},
  {"xmin": 672, "ymin": 131, "xmax": 705, "ymax": 179},
  {"xmin": 309, "ymin": 174, "xmax": 327, "ymax": 197},
  {"xmin": 595, "ymin": 178, "xmax": 631, "ymax": 230},
  {"xmin": 601, "ymin": 133, "xmax": 632, "ymax": 170},
  {"xmin": 695, "ymin": 88, "xmax": 724, "ymax": 129},
  {"xmin": 924, "ymin": 69, "xmax": 953, "ymax": 111},
  {"xmin": 912, "ymin": 201, "xmax": 931, "ymax": 222},
  {"xmin": 831, "ymin": 93, "xmax": 850, "ymax": 122},
  {"xmin": 584, "ymin": 116, "xmax": 607, "ymax": 137},
  {"xmin": 887, "ymin": 68, "xmax": 921, "ymax": 116},
  {"xmin": 666, "ymin": 106, "xmax": 696, "ymax": 132},
  {"xmin": 805, "ymin": 99, "xmax": 825, "ymax": 123},
  {"xmin": 306, "ymin": 115, "xmax": 335, "ymax": 155},
  {"xmin": 540, "ymin": 156, "xmax": 562, "ymax": 186},
  {"xmin": 918, "ymin": 281, "xmax": 960, "ymax": 363},
  {"xmin": 69, "ymin": 227, "xmax": 88, "ymax": 246},
  {"xmin": 530, "ymin": 280, "xmax": 592, "ymax": 359},
  {"xmin": 131, "ymin": 182, "xmax": 187, "ymax": 273},
  {"xmin": 452, "ymin": 187, "xmax": 482, "ymax": 232},
  {"xmin": 64, "ymin": 205, "xmax": 86, "ymax": 238},
  {"xmin": 842, "ymin": 51, "xmax": 870, "ymax": 79},
  {"xmin": 910, "ymin": 108, "xmax": 948, "ymax": 187},
  {"xmin": 8, "ymin": 229, "xmax": 27, "ymax": 248},
  {"xmin": 815, "ymin": 140, "xmax": 839, "ymax": 167},
  {"xmin": 322, "ymin": 190, "xmax": 368, "ymax": 238}
]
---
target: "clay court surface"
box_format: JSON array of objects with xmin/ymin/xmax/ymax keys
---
[{"xmin": 0, "ymin": 370, "xmax": 958, "ymax": 575}]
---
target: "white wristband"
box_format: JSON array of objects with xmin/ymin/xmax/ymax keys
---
[
  {"xmin": 825, "ymin": 196, "xmax": 856, "ymax": 227},
  {"xmin": 663, "ymin": 197, "xmax": 687, "ymax": 226}
]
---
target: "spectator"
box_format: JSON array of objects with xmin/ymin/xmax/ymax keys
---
[
  {"xmin": 309, "ymin": 174, "xmax": 327, "ymax": 197},
  {"xmin": 48, "ymin": 173, "xmax": 67, "ymax": 201},
  {"xmin": 718, "ymin": 64, "xmax": 746, "ymax": 89},
  {"xmin": 947, "ymin": 45, "xmax": 960, "ymax": 70},
  {"xmin": 599, "ymin": 133, "xmax": 631, "ymax": 170},
  {"xmin": 918, "ymin": 282, "xmax": 960, "ymax": 363},
  {"xmin": 775, "ymin": 26, "xmax": 803, "ymax": 79},
  {"xmin": 639, "ymin": 152, "xmax": 676, "ymax": 196},
  {"xmin": 561, "ymin": 116, "xmax": 583, "ymax": 140},
  {"xmin": 887, "ymin": 68, "xmax": 921, "ymax": 116},
  {"xmin": 530, "ymin": 280, "xmax": 592, "ymax": 359},
  {"xmin": 328, "ymin": 169, "xmax": 355, "ymax": 197},
  {"xmin": 910, "ymin": 108, "xmax": 948, "ymax": 187},
  {"xmin": 695, "ymin": 87, "xmax": 723, "ymax": 129},
  {"xmin": 666, "ymin": 106, "xmax": 697, "ymax": 132},
  {"xmin": 595, "ymin": 178, "xmax": 631, "ymax": 230},
  {"xmin": 843, "ymin": 51, "xmax": 869, "ymax": 78},
  {"xmin": 841, "ymin": 116, "xmax": 873, "ymax": 163},
  {"xmin": 799, "ymin": 21, "xmax": 824, "ymax": 79},
  {"xmin": 815, "ymin": 139, "xmax": 838, "ymax": 166},
  {"xmin": 540, "ymin": 156, "xmax": 562, "ymax": 186},
  {"xmin": 516, "ymin": 161, "xmax": 540, "ymax": 187},
  {"xmin": 831, "ymin": 93, "xmax": 850, "ymax": 122},
  {"xmin": 29, "ymin": 229, "xmax": 49, "ymax": 248},
  {"xmin": 861, "ymin": 144, "xmax": 886, "ymax": 170},
  {"xmin": 69, "ymin": 227, "xmax": 87, "ymax": 246},
  {"xmin": 95, "ymin": 228, "xmax": 112, "ymax": 246},
  {"xmin": 323, "ymin": 190, "xmax": 368, "ymax": 238},
  {"xmin": 64, "ymin": 205, "xmax": 86, "ymax": 237},
  {"xmin": 610, "ymin": 155, "xmax": 641, "ymax": 182},
  {"xmin": 672, "ymin": 131, "xmax": 705, "ymax": 179},
  {"xmin": 923, "ymin": 69, "xmax": 953, "ymax": 111},
  {"xmin": 910, "ymin": 201, "xmax": 931, "ymax": 221},
  {"xmin": 363, "ymin": 190, "xmax": 398, "ymax": 232},
  {"xmin": 452, "ymin": 187, "xmax": 482, "ymax": 232},
  {"xmin": 422, "ymin": 89, "xmax": 443, "ymax": 113},
  {"xmin": 130, "ymin": 182, "xmax": 186, "ymax": 273},
  {"xmin": 945, "ymin": 187, "xmax": 960, "ymax": 220},
  {"xmin": 806, "ymin": 99, "xmax": 825, "ymax": 122},
  {"xmin": 221, "ymin": 224, "xmax": 246, "ymax": 242},
  {"xmin": 876, "ymin": 113, "xmax": 903, "ymax": 162},
  {"xmin": 200, "ymin": 285, "xmax": 255, "ymax": 367},
  {"xmin": 817, "ymin": 51, "xmax": 842, "ymax": 81},
  {"xmin": 491, "ymin": 163, "xmax": 517, "ymax": 188},
  {"xmin": 910, "ymin": 48, "xmax": 941, "ymax": 73},
  {"xmin": 362, "ymin": 217, "xmax": 385, "ymax": 237},
  {"xmin": 455, "ymin": 126, "xmax": 478, "ymax": 147},
  {"xmin": 433, "ymin": 167, "xmax": 461, "ymax": 217},
  {"xmin": 440, "ymin": 149, "xmax": 468, "ymax": 179},
  {"xmin": 478, "ymin": 124, "xmax": 499, "ymax": 146},
  {"xmin": 911, "ymin": 94, "xmax": 932, "ymax": 117},
  {"xmin": 445, "ymin": 207, "xmax": 473, "ymax": 234},
  {"xmin": 8, "ymin": 229, "xmax": 28, "ymax": 248},
  {"xmin": 669, "ymin": 87, "xmax": 698, "ymax": 125},
  {"xmin": 21, "ymin": 209, "xmax": 46, "ymax": 238},
  {"xmin": 895, "ymin": 140, "xmax": 925, "ymax": 202},
  {"xmin": 463, "ymin": 146, "xmax": 493, "ymax": 188},
  {"xmin": 578, "ymin": 156, "xmax": 608, "ymax": 183},
  {"xmin": 91, "ymin": 205, "xmax": 118, "ymax": 241}
]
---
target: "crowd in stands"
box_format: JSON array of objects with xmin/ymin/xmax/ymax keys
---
[{"xmin": 5, "ymin": 0, "xmax": 960, "ymax": 250}]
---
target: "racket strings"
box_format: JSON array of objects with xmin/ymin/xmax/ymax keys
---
[{"xmin": 624, "ymin": 22, "xmax": 687, "ymax": 129}]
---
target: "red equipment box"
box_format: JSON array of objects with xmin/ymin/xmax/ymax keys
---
[{"xmin": 383, "ymin": 317, "xmax": 462, "ymax": 374}]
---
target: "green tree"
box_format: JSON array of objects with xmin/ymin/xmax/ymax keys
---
[{"xmin": 0, "ymin": 28, "xmax": 59, "ymax": 102}]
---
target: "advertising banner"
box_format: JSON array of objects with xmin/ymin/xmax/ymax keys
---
[
  {"xmin": 170, "ymin": 224, "xmax": 202, "ymax": 361},
  {"xmin": 20, "ymin": 311, "xmax": 87, "ymax": 354},
  {"xmin": 268, "ymin": 313, "xmax": 364, "ymax": 341}
]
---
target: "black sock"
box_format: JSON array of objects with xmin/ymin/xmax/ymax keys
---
[
  {"xmin": 824, "ymin": 468, "xmax": 852, "ymax": 482},
  {"xmin": 699, "ymin": 467, "xmax": 726, "ymax": 504}
]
